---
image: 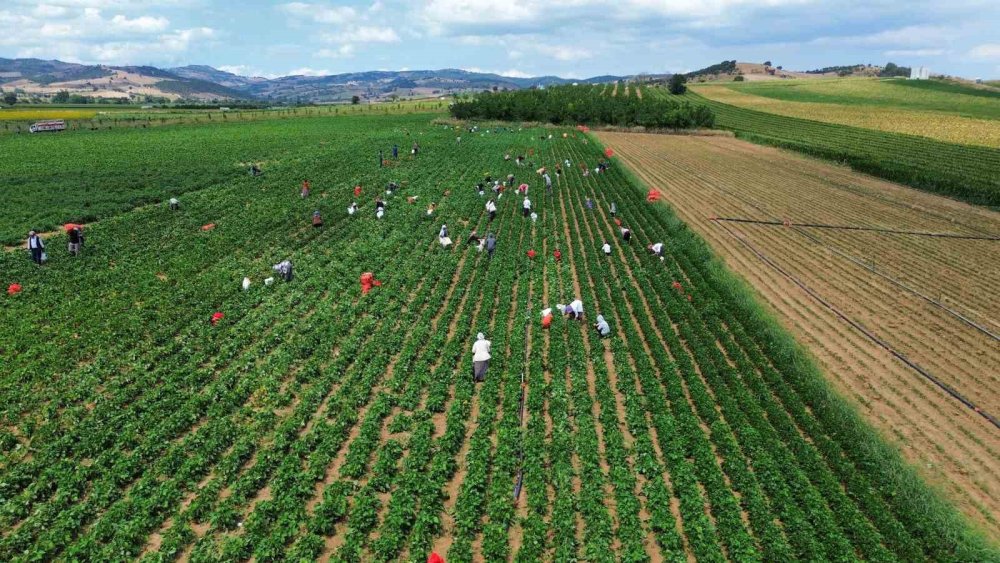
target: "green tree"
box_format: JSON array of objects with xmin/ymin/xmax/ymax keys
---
[
  {"xmin": 2, "ymin": 92, "xmax": 16, "ymax": 106},
  {"xmin": 351, "ymin": 95, "xmax": 361, "ymax": 105},
  {"xmin": 52, "ymin": 90, "xmax": 70, "ymax": 103},
  {"xmin": 733, "ymin": 75, "xmax": 745, "ymax": 82},
  {"xmin": 668, "ymin": 74, "xmax": 688, "ymax": 95}
]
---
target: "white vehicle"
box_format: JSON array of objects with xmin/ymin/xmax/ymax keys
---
[{"xmin": 29, "ymin": 120, "xmax": 66, "ymax": 133}]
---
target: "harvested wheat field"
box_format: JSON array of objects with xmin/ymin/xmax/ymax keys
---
[{"xmin": 600, "ymin": 131, "xmax": 1000, "ymax": 541}]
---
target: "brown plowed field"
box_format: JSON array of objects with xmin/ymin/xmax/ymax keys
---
[{"xmin": 599, "ymin": 131, "xmax": 1000, "ymax": 540}]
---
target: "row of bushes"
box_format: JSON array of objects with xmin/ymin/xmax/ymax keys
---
[{"xmin": 450, "ymin": 85, "xmax": 715, "ymax": 129}]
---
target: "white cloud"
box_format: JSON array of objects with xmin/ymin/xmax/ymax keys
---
[
  {"xmin": 537, "ymin": 44, "xmax": 593, "ymax": 61},
  {"xmin": 32, "ymin": 4, "xmax": 70, "ymax": 17},
  {"xmin": 816, "ymin": 25, "xmax": 957, "ymax": 48},
  {"xmin": 317, "ymin": 44, "xmax": 356, "ymax": 58},
  {"xmin": 279, "ymin": 2, "xmax": 357, "ymax": 24},
  {"xmin": 338, "ymin": 26, "xmax": 399, "ymax": 43},
  {"xmin": 110, "ymin": 14, "xmax": 170, "ymax": 34},
  {"xmin": 968, "ymin": 43, "xmax": 1000, "ymax": 60},
  {"xmin": 287, "ymin": 67, "xmax": 331, "ymax": 76}
]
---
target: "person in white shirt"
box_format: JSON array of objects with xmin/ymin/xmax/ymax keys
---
[
  {"xmin": 594, "ymin": 315, "xmax": 611, "ymax": 337},
  {"xmin": 27, "ymin": 230, "xmax": 45, "ymax": 264},
  {"xmin": 602, "ymin": 241, "xmax": 612, "ymax": 256},
  {"xmin": 562, "ymin": 299, "xmax": 584, "ymax": 321},
  {"xmin": 348, "ymin": 202, "xmax": 359, "ymax": 215},
  {"xmin": 439, "ymin": 224, "xmax": 452, "ymax": 248},
  {"xmin": 169, "ymin": 197, "xmax": 180, "ymax": 211},
  {"xmin": 522, "ymin": 197, "xmax": 532, "ymax": 218},
  {"xmin": 486, "ymin": 199, "xmax": 497, "ymax": 222},
  {"xmin": 543, "ymin": 173, "xmax": 552, "ymax": 194},
  {"xmin": 471, "ymin": 332, "xmax": 492, "ymax": 382},
  {"xmin": 648, "ymin": 242, "xmax": 664, "ymax": 257}
]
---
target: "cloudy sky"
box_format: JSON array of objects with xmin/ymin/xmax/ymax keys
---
[{"xmin": 2, "ymin": 0, "xmax": 999, "ymax": 79}]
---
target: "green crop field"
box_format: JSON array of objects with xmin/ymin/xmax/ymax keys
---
[
  {"xmin": 660, "ymin": 87, "xmax": 1000, "ymax": 208},
  {"xmin": 718, "ymin": 77, "xmax": 1000, "ymax": 120},
  {"xmin": 0, "ymin": 113, "xmax": 995, "ymax": 562}
]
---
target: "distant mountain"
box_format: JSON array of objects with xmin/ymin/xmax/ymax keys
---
[
  {"xmin": 0, "ymin": 58, "xmax": 249, "ymax": 101},
  {"xmin": 1, "ymin": 58, "xmax": 636, "ymax": 103},
  {"xmin": 169, "ymin": 65, "xmax": 269, "ymax": 89}
]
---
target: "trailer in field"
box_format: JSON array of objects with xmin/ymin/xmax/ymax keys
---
[{"xmin": 29, "ymin": 120, "xmax": 67, "ymax": 133}]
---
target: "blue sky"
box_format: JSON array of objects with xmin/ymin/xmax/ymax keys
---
[{"xmin": 2, "ymin": 0, "xmax": 999, "ymax": 79}]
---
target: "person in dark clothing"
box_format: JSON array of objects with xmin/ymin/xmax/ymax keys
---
[
  {"xmin": 379, "ymin": 150, "xmax": 384, "ymax": 168},
  {"xmin": 274, "ymin": 260, "xmax": 293, "ymax": 282},
  {"xmin": 312, "ymin": 210, "xmax": 323, "ymax": 228},
  {"xmin": 412, "ymin": 142, "xmax": 419, "ymax": 155},
  {"xmin": 386, "ymin": 182, "xmax": 399, "ymax": 194},
  {"xmin": 249, "ymin": 164, "xmax": 262, "ymax": 177},
  {"xmin": 68, "ymin": 227, "xmax": 82, "ymax": 255},
  {"xmin": 27, "ymin": 230, "xmax": 45, "ymax": 264},
  {"xmin": 375, "ymin": 197, "xmax": 386, "ymax": 211},
  {"xmin": 467, "ymin": 230, "xmax": 482, "ymax": 245},
  {"xmin": 621, "ymin": 226, "xmax": 632, "ymax": 243},
  {"xmin": 392, "ymin": 144, "xmax": 399, "ymax": 159},
  {"xmin": 485, "ymin": 233, "xmax": 497, "ymax": 258}
]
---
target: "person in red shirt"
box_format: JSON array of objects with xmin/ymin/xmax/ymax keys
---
[
  {"xmin": 527, "ymin": 249, "xmax": 536, "ymax": 259},
  {"xmin": 301, "ymin": 180, "xmax": 310, "ymax": 198},
  {"xmin": 354, "ymin": 185, "xmax": 363, "ymax": 198},
  {"xmin": 553, "ymin": 249, "xmax": 562, "ymax": 262}
]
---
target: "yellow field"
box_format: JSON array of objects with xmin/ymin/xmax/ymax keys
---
[
  {"xmin": 0, "ymin": 108, "xmax": 99, "ymax": 121},
  {"xmin": 693, "ymin": 84, "xmax": 1000, "ymax": 148}
]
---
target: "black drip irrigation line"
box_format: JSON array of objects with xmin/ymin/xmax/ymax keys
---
[
  {"xmin": 711, "ymin": 217, "xmax": 1000, "ymax": 241},
  {"xmin": 698, "ymin": 179, "xmax": 1000, "ymax": 342},
  {"xmin": 512, "ymin": 371, "xmax": 526, "ymax": 503},
  {"xmin": 714, "ymin": 220, "xmax": 1000, "ymax": 431}
]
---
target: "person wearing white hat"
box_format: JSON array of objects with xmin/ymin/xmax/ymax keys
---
[{"xmin": 471, "ymin": 332, "xmax": 492, "ymax": 383}]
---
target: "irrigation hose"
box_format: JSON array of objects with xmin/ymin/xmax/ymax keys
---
[
  {"xmin": 710, "ymin": 217, "xmax": 1000, "ymax": 241},
  {"xmin": 714, "ymin": 220, "xmax": 1000, "ymax": 431}
]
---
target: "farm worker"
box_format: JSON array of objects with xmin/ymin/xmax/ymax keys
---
[
  {"xmin": 540, "ymin": 308, "xmax": 553, "ymax": 329},
  {"xmin": 392, "ymin": 144, "xmax": 399, "ymax": 159},
  {"xmin": 211, "ymin": 312, "xmax": 224, "ymax": 326},
  {"xmin": 555, "ymin": 164, "xmax": 562, "ymax": 179},
  {"xmin": 610, "ymin": 202, "xmax": 617, "ymax": 217},
  {"xmin": 564, "ymin": 159, "xmax": 571, "ymax": 167},
  {"xmin": 8, "ymin": 283, "xmax": 23, "ymax": 296},
  {"xmin": 486, "ymin": 199, "xmax": 497, "ymax": 222},
  {"xmin": 301, "ymin": 180, "xmax": 311, "ymax": 198},
  {"xmin": 553, "ymin": 249, "xmax": 562, "ymax": 262},
  {"xmin": 379, "ymin": 150, "xmax": 384, "ymax": 168},
  {"xmin": 439, "ymin": 224, "xmax": 452, "ymax": 248},
  {"xmin": 273, "ymin": 260, "xmax": 294, "ymax": 282},
  {"xmin": 471, "ymin": 332, "xmax": 492, "ymax": 383},
  {"xmin": 504, "ymin": 154, "xmax": 511, "ymax": 161},
  {"xmin": 249, "ymin": 164, "xmax": 262, "ymax": 176},
  {"xmin": 602, "ymin": 241, "xmax": 612, "ymax": 256},
  {"xmin": 506, "ymin": 174, "xmax": 515, "ymax": 187},
  {"xmin": 169, "ymin": 197, "xmax": 180, "ymax": 211},
  {"xmin": 585, "ymin": 197, "xmax": 594, "ymax": 210},
  {"xmin": 376, "ymin": 197, "xmax": 386, "ymax": 211},
  {"xmin": 68, "ymin": 226, "xmax": 82, "ymax": 256},
  {"xmin": 427, "ymin": 203, "xmax": 437, "ymax": 217},
  {"xmin": 354, "ymin": 185, "xmax": 363, "ymax": 198},
  {"xmin": 312, "ymin": 210, "xmax": 323, "ymax": 228},
  {"xmin": 456, "ymin": 136, "xmax": 461, "ymax": 144},
  {"xmin": 518, "ymin": 183, "xmax": 529, "ymax": 195},
  {"xmin": 486, "ymin": 233, "xmax": 497, "ymax": 258},
  {"xmin": 428, "ymin": 552, "xmax": 445, "ymax": 563},
  {"xmin": 648, "ymin": 242, "xmax": 664, "ymax": 257},
  {"xmin": 594, "ymin": 315, "xmax": 611, "ymax": 338},
  {"xmin": 467, "ymin": 230, "xmax": 481, "ymax": 245},
  {"xmin": 530, "ymin": 212, "xmax": 538, "ymax": 223},
  {"xmin": 621, "ymin": 226, "xmax": 632, "ymax": 243},
  {"xmin": 522, "ymin": 197, "xmax": 532, "ymax": 218},
  {"xmin": 387, "ymin": 181, "xmax": 400, "ymax": 194},
  {"xmin": 242, "ymin": 277, "xmax": 251, "ymax": 291},
  {"xmin": 543, "ymin": 173, "xmax": 552, "ymax": 194},
  {"xmin": 565, "ymin": 299, "xmax": 584, "ymax": 321},
  {"xmin": 412, "ymin": 142, "xmax": 419, "ymax": 155},
  {"xmin": 477, "ymin": 183, "xmax": 486, "ymax": 197},
  {"xmin": 527, "ymin": 249, "xmax": 536, "ymax": 259},
  {"xmin": 348, "ymin": 202, "xmax": 359, "ymax": 215},
  {"xmin": 646, "ymin": 189, "xmax": 659, "ymax": 202},
  {"xmin": 360, "ymin": 272, "xmax": 382, "ymax": 294},
  {"xmin": 27, "ymin": 231, "xmax": 45, "ymax": 265}
]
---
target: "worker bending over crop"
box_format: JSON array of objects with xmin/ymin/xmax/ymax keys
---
[{"xmin": 594, "ymin": 315, "xmax": 611, "ymax": 337}]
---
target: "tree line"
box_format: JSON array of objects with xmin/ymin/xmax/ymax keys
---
[{"xmin": 449, "ymin": 85, "xmax": 715, "ymax": 129}]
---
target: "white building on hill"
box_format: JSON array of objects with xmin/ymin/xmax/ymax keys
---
[{"xmin": 909, "ymin": 66, "xmax": 930, "ymax": 80}]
